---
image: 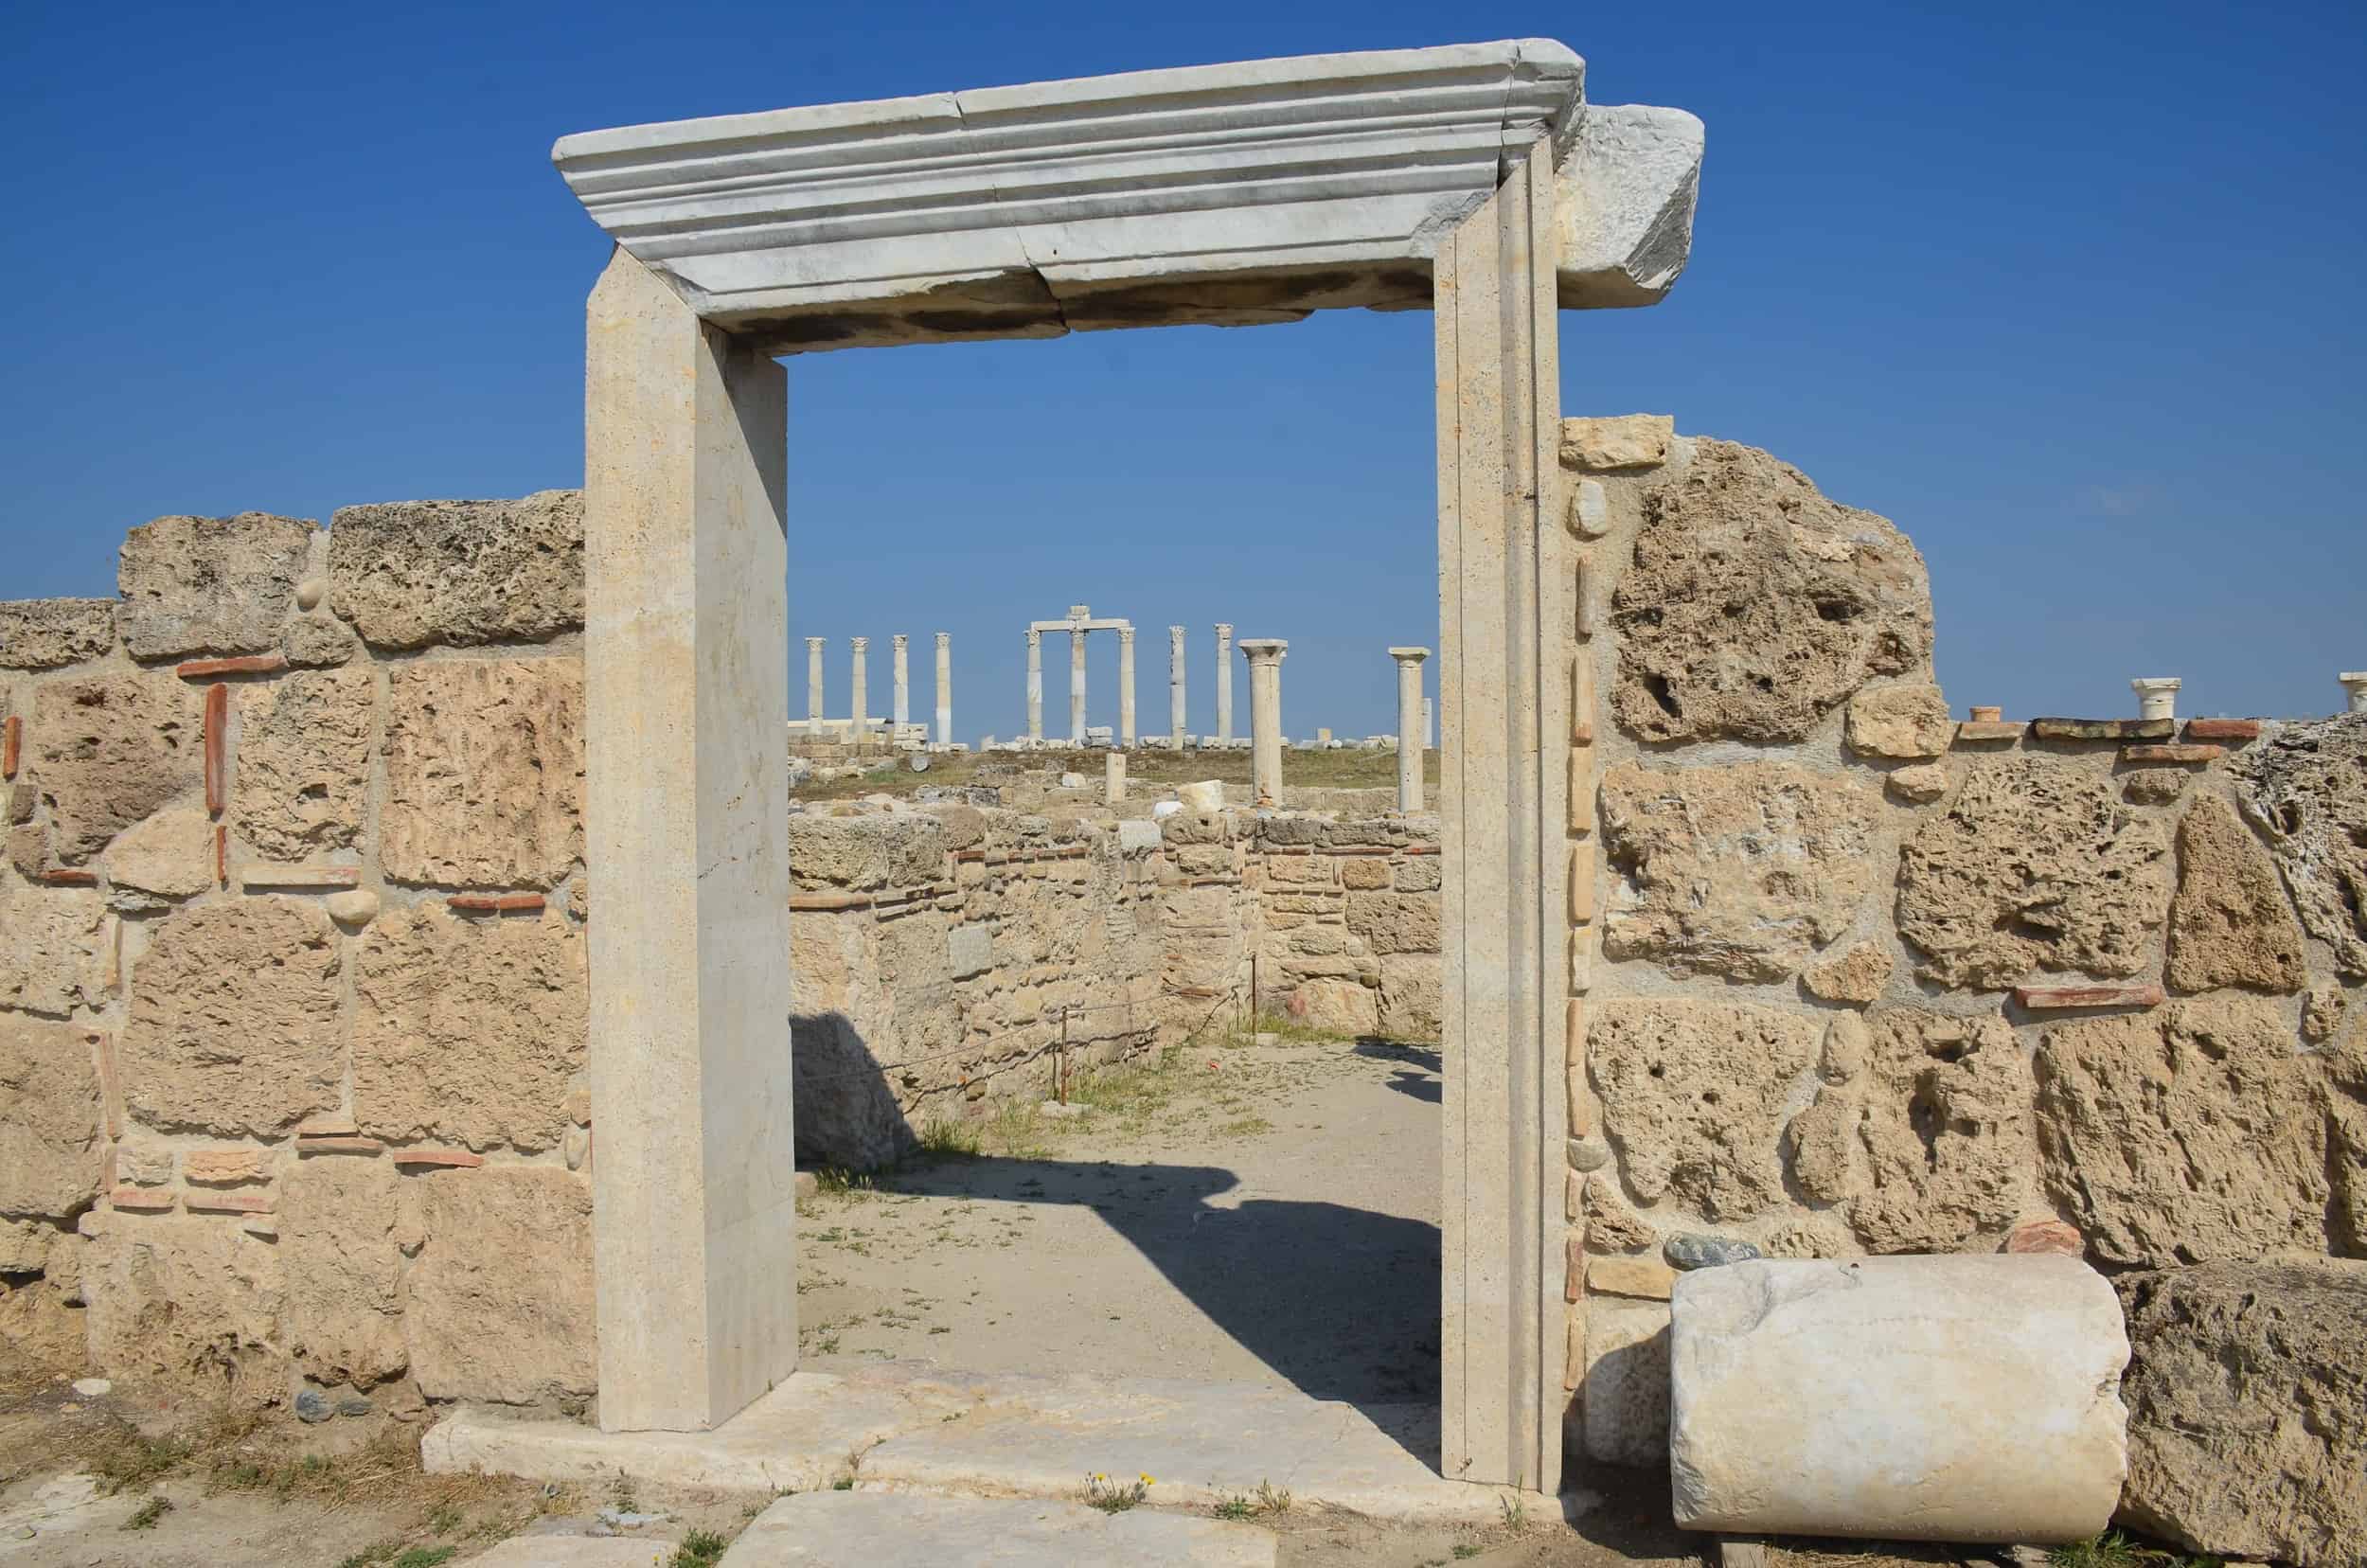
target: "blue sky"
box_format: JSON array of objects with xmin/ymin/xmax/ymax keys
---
[{"xmin": 5, "ymin": 1, "xmax": 2361, "ymax": 739}]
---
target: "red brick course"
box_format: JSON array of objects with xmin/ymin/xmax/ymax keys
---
[
  {"xmin": 2121, "ymin": 744, "xmax": 2223, "ymax": 764},
  {"xmin": 446, "ymin": 892, "xmax": 544, "ymax": 913},
  {"xmin": 204, "ymin": 683, "xmax": 228, "ymax": 813},
  {"xmin": 176, "ymin": 652, "xmax": 288, "ymax": 679},
  {"xmin": 2013, "ymin": 984, "xmax": 2164, "ymax": 1010}
]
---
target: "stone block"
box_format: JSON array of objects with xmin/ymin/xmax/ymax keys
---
[
  {"xmin": 2116, "ymin": 1259, "xmax": 2366, "ymax": 1566},
  {"xmin": 2165, "ymin": 794, "xmax": 2306, "ymax": 992},
  {"xmin": 1885, "ymin": 761, "xmax": 1949, "ymax": 803},
  {"xmin": 1896, "ymin": 756, "xmax": 2169, "ymax": 989},
  {"xmin": 1115, "ymin": 819, "xmax": 1162, "ymax": 855},
  {"xmin": 947, "ymin": 922, "xmax": 993, "ymax": 981},
  {"xmin": 1581, "ymin": 1298, "xmax": 1670, "ymax": 1467},
  {"xmin": 1557, "ymin": 414, "xmax": 1672, "ymax": 471},
  {"xmin": 1669, "ymin": 1256, "xmax": 2127, "ymax": 1542},
  {"xmin": 2031, "ymin": 718, "xmax": 2173, "ymax": 741},
  {"xmin": 278, "ymin": 1157, "xmax": 408, "ymax": 1388},
  {"xmin": 116, "ymin": 511, "xmax": 314, "ymax": 660},
  {"xmin": 329, "ymin": 490, "xmax": 583, "ymax": 650},
  {"xmin": 229, "ymin": 667, "xmax": 374, "ymax": 861},
  {"xmin": 1610, "ymin": 439, "xmax": 1931, "ymax": 744},
  {"xmin": 1589, "ymin": 1000, "xmax": 1819, "ymax": 1221},
  {"xmin": 1600, "ymin": 760, "xmax": 1878, "ymax": 982},
  {"xmin": 0, "ymin": 884, "xmax": 110, "ymax": 1016},
  {"xmin": 82, "ymin": 1216, "xmax": 288, "ymax": 1403},
  {"xmin": 2034, "ymin": 997, "xmax": 2327, "ymax": 1266},
  {"xmin": 1376, "ymin": 953, "xmax": 1439, "ymax": 1041},
  {"xmin": 353, "ymin": 905, "xmax": 586, "ymax": 1154},
  {"xmin": 1801, "ymin": 940, "xmax": 1892, "ymax": 1004},
  {"xmin": 406, "ymin": 1167, "xmax": 595, "ymax": 1406},
  {"xmin": 28, "ymin": 675, "xmax": 204, "ymax": 863},
  {"xmin": 1845, "ymin": 684, "xmax": 1952, "ymax": 758},
  {"xmin": 2230, "ymin": 716, "xmax": 2367, "ymax": 978},
  {"xmin": 2122, "ymin": 768, "xmax": 2190, "ymax": 804},
  {"xmin": 1344, "ymin": 891, "xmax": 1438, "ymax": 954},
  {"xmin": 118, "ymin": 899, "xmax": 344, "ymax": 1137},
  {"xmin": 1286, "ymin": 976, "xmax": 1379, "ymax": 1037},
  {"xmin": 1393, "ymin": 855, "xmax": 1441, "ymax": 892},
  {"xmin": 786, "ymin": 814, "xmax": 947, "ymax": 891},
  {"xmin": 1339, "ymin": 856, "xmax": 1392, "ymax": 889},
  {"xmin": 102, "ymin": 802, "xmax": 214, "ymax": 900},
  {"xmin": 0, "ymin": 599, "xmax": 116, "ymax": 669},
  {"xmin": 0, "ymin": 1015, "xmax": 102, "ymax": 1219},
  {"xmin": 380, "ymin": 660, "xmax": 584, "ymax": 889},
  {"xmin": 282, "ymin": 611, "xmax": 358, "ymax": 668}
]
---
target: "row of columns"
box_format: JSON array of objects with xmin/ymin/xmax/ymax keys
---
[
  {"xmin": 1026, "ymin": 620, "xmax": 1243, "ymax": 746},
  {"xmin": 803, "ymin": 633, "xmax": 954, "ymax": 744}
]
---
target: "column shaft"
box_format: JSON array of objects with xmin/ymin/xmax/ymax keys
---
[
  {"xmin": 849, "ymin": 637, "xmax": 869, "ymax": 736},
  {"xmin": 892, "ymin": 634, "xmax": 910, "ymax": 728},
  {"xmin": 1025, "ymin": 631, "xmax": 1042, "ymax": 740},
  {"xmin": 582, "ymin": 248, "xmax": 794, "ymax": 1433},
  {"xmin": 1069, "ymin": 628, "xmax": 1087, "ymax": 743},
  {"xmin": 1214, "ymin": 623, "xmax": 1235, "ymax": 743},
  {"xmin": 1239, "ymin": 639, "xmax": 1288, "ymax": 802},
  {"xmin": 1168, "ymin": 626, "xmax": 1187, "ymax": 748},
  {"xmin": 1392, "ymin": 649, "xmax": 1431, "ymax": 812},
  {"xmin": 805, "ymin": 638, "xmax": 825, "ymax": 723},
  {"xmin": 934, "ymin": 633, "xmax": 952, "ymax": 745},
  {"xmin": 1118, "ymin": 628, "xmax": 1136, "ymax": 747}
]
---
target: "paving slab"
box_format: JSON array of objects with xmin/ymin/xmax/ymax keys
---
[
  {"xmin": 428, "ymin": 1360, "xmax": 1518, "ymax": 1523},
  {"xmin": 720, "ymin": 1490, "xmax": 1275, "ymax": 1566},
  {"xmin": 468, "ymin": 1538, "xmax": 673, "ymax": 1566}
]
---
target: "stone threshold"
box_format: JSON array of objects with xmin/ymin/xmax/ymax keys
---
[{"xmin": 424, "ymin": 1359, "xmax": 1525, "ymax": 1523}]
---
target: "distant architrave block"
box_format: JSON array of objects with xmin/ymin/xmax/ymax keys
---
[{"xmin": 552, "ymin": 41, "xmax": 1701, "ymax": 351}]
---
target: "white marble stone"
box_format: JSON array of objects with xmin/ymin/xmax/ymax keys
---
[
  {"xmin": 1554, "ymin": 104, "xmax": 1704, "ymax": 308},
  {"xmin": 2344, "ymin": 672, "xmax": 2367, "ymax": 714},
  {"xmin": 1668, "ymin": 1256, "xmax": 2128, "ymax": 1543},
  {"xmin": 2130, "ymin": 677, "xmax": 2180, "ymax": 721}
]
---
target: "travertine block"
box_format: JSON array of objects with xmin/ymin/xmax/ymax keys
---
[
  {"xmin": 231, "ymin": 667, "xmax": 374, "ymax": 860},
  {"xmin": 1669, "ymin": 1256, "xmax": 2127, "ymax": 1542},
  {"xmin": 279, "ymin": 1157, "xmax": 409, "ymax": 1388},
  {"xmin": 1588, "ymin": 1000, "xmax": 1819, "ymax": 1220},
  {"xmin": 353, "ymin": 905, "xmax": 587, "ymax": 1153},
  {"xmin": 1344, "ymin": 891, "xmax": 1438, "ymax": 954},
  {"xmin": 329, "ymin": 490, "xmax": 584, "ymax": 650},
  {"xmin": 118, "ymin": 899, "xmax": 344, "ymax": 1136},
  {"xmin": 1557, "ymin": 414, "xmax": 1672, "ymax": 471},
  {"xmin": 1844, "ymin": 684, "xmax": 1953, "ymax": 758},
  {"xmin": 103, "ymin": 802, "xmax": 214, "ymax": 900},
  {"xmin": 2165, "ymin": 794, "xmax": 2306, "ymax": 992},
  {"xmin": 0, "ymin": 884, "xmax": 110, "ymax": 1016},
  {"xmin": 0, "ymin": 599, "xmax": 116, "ymax": 669},
  {"xmin": 1800, "ymin": 940, "xmax": 1892, "ymax": 1003},
  {"xmin": 380, "ymin": 660, "xmax": 584, "ymax": 889},
  {"xmin": 0, "ymin": 1014, "xmax": 103, "ymax": 1219},
  {"xmin": 83, "ymin": 1215, "xmax": 289, "ymax": 1403},
  {"xmin": 2229, "ymin": 716, "xmax": 2367, "ymax": 978},
  {"xmin": 29, "ymin": 676, "xmax": 204, "ymax": 862},
  {"xmin": 116, "ymin": 511, "xmax": 315, "ymax": 659},
  {"xmin": 407, "ymin": 1166, "xmax": 595, "ymax": 1405}
]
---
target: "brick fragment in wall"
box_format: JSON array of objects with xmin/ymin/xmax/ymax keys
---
[
  {"xmin": 0, "ymin": 598, "xmax": 117, "ymax": 670},
  {"xmin": 2123, "ymin": 744, "xmax": 2222, "ymax": 765},
  {"xmin": 380, "ymin": 660, "xmax": 584, "ymax": 890},
  {"xmin": 175, "ymin": 652, "xmax": 288, "ymax": 679},
  {"xmin": 0, "ymin": 1013, "xmax": 104, "ymax": 1219},
  {"xmin": 1953, "ymin": 721, "xmax": 2026, "ymax": 742},
  {"xmin": 2181, "ymin": 718, "xmax": 2260, "ymax": 741},
  {"xmin": 29, "ymin": 675, "xmax": 204, "ymax": 863},
  {"xmin": 118, "ymin": 898, "xmax": 345, "ymax": 1137},
  {"xmin": 328, "ymin": 490, "xmax": 583, "ymax": 650},
  {"xmin": 1609, "ymin": 438, "xmax": 1931, "ymax": 744},
  {"xmin": 2030, "ymin": 717, "xmax": 2174, "ymax": 741},
  {"xmin": 116, "ymin": 511, "xmax": 314, "ymax": 660},
  {"xmin": 230, "ymin": 667, "xmax": 372, "ymax": 860},
  {"xmin": 2, "ymin": 714, "xmax": 17, "ymax": 779}
]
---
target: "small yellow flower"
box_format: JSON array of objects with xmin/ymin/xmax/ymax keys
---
[{"xmin": 1140, "ymin": 1473, "xmax": 1155, "ymax": 1486}]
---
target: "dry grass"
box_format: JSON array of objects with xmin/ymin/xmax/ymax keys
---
[{"xmin": 792, "ymin": 744, "xmax": 1436, "ymax": 801}]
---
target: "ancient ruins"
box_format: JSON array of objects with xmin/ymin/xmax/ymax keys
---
[{"xmin": 0, "ymin": 35, "xmax": 2360, "ymax": 1568}]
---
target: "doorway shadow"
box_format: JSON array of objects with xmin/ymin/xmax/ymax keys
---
[
  {"xmin": 791, "ymin": 1012, "xmax": 1443, "ymax": 1462},
  {"xmin": 1353, "ymin": 1038, "xmax": 1442, "ymax": 1103}
]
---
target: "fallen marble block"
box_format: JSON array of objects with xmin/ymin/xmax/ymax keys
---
[{"xmin": 1668, "ymin": 1255, "xmax": 2127, "ymax": 1543}]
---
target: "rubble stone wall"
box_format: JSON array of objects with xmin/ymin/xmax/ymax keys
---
[{"xmin": 1558, "ymin": 426, "xmax": 2365, "ymax": 1562}]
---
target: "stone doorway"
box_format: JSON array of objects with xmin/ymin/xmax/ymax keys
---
[{"xmin": 558, "ymin": 41, "xmax": 1700, "ymax": 1494}]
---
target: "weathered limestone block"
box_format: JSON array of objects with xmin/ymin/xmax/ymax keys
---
[
  {"xmin": 282, "ymin": 611, "xmax": 358, "ymax": 668},
  {"xmin": 2122, "ymin": 768, "xmax": 2190, "ymax": 805},
  {"xmin": 1600, "ymin": 761, "xmax": 1878, "ymax": 982},
  {"xmin": 352, "ymin": 906, "xmax": 586, "ymax": 1153},
  {"xmin": 2166, "ymin": 794, "xmax": 2307, "ymax": 992},
  {"xmin": 380, "ymin": 660, "xmax": 583, "ymax": 889},
  {"xmin": 82, "ymin": 1215, "xmax": 288, "ymax": 1402},
  {"xmin": 1896, "ymin": 757, "xmax": 2169, "ymax": 989},
  {"xmin": 0, "ymin": 1015, "xmax": 102, "ymax": 1219},
  {"xmin": 1558, "ymin": 414, "xmax": 1672, "ymax": 472},
  {"xmin": 0, "ymin": 599, "xmax": 116, "ymax": 669},
  {"xmin": 0, "ymin": 884, "xmax": 110, "ymax": 1016},
  {"xmin": 328, "ymin": 490, "xmax": 584, "ymax": 650},
  {"xmin": 786, "ymin": 814, "xmax": 948, "ymax": 891},
  {"xmin": 1886, "ymin": 761, "xmax": 1949, "ymax": 804},
  {"xmin": 1793, "ymin": 1010, "xmax": 2035, "ymax": 1253},
  {"xmin": 1338, "ymin": 856, "xmax": 1391, "ymax": 890},
  {"xmin": 116, "ymin": 511, "xmax": 314, "ymax": 660},
  {"xmin": 278, "ymin": 1158, "xmax": 408, "ymax": 1388},
  {"xmin": 1376, "ymin": 953, "xmax": 1439, "ymax": 1041},
  {"xmin": 1583, "ymin": 1171, "xmax": 1657, "ymax": 1255},
  {"xmin": 1581, "ymin": 1299, "xmax": 1670, "ymax": 1466},
  {"xmin": 1286, "ymin": 976, "xmax": 1379, "ymax": 1037},
  {"xmin": 1344, "ymin": 891, "xmax": 1438, "ymax": 954},
  {"xmin": 103, "ymin": 802, "xmax": 214, "ymax": 900},
  {"xmin": 790, "ymin": 911, "xmax": 902, "ymax": 1171},
  {"xmin": 230, "ymin": 667, "xmax": 374, "ymax": 861},
  {"xmin": 29, "ymin": 676, "xmax": 204, "ymax": 862},
  {"xmin": 2035, "ymin": 997, "xmax": 2327, "ymax": 1265},
  {"xmin": 1609, "ymin": 439, "xmax": 1932, "ymax": 744},
  {"xmin": 119, "ymin": 899, "xmax": 344, "ymax": 1136},
  {"xmin": 1802, "ymin": 940, "xmax": 1892, "ymax": 1004},
  {"xmin": 1669, "ymin": 1256, "xmax": 2128, "ymax": 1541},
  {"xmin": 1845, "ymin": 684, "xmax": 1952, "ymax": 758},
  {"xmin": 2230, "ymin": 716, "xmax": 2367, "ymax": 977},
  {"xmin": 2116, "ymin": 1260, "xmax": 2367, "ymax": 1565},
  {"xmin": 1590, "ymin": 1000, "xmax": 1819, "ymax": 1221},
  {"xmin": 1394, "ymin": 855, "xmax": 1441, "ymax": 892},
  {"xmin": 406, "ymin": 1167, "xmax": 595, "ymax": 1406}
]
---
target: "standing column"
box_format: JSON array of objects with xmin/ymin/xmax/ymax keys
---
[
  {"xmin": 582, "ymin": 248, "xmax": 793, "ymax": 1433},
  {"xmin": 1239, "ymin": 639, "xmax": 1288, "ymax": 804},
  {"xmin": 934, "ymin": 633, "xmax": 952, "ymax": 745},
  {"xmin": 1118, "ymin": 626, "xmax": 1136, "ymax": 748},
  {"xmin": 1069, "ymin": 626, "xmax": 1088, "ymax": 743},
  {"xmin": 1391, "ymin": 647, "xmax": 1431, "ymax": 811},
  {"xmin": 892, "ymin": 634, "xmax": 910, "ymax": 729},
  {"xmin": 1214, "ymin": 623, "xmax": 1235, "ymax": 744},
  {"xmin": 1168, "ymin": 626, "xmax": 1187, "ymax": 748},
  {"xmin": 849, "ymin": 636, "xmax": 868, "ymax": 736},
  {"xmin": 2343, "ymin": 672, "xmax": 2367, "ymax": 714},
  {"xmin": 805, "ymin": 637, "xmax": 826, "ymax": 723},
  {"xmin": 1025, "ymin": 630, "xmax": 1043, "ymax": 741}
]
